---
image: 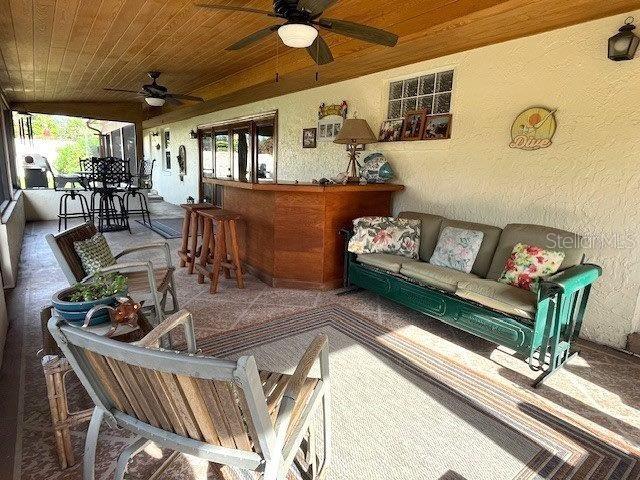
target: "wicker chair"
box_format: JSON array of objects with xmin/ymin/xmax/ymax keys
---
[
  {"xmin": 45, "ymin": 222, "xmax": 179, "ymax": 328},
  {"xmin": 47, "ymin": 309, "xmax": 331, "ymax": 480}
]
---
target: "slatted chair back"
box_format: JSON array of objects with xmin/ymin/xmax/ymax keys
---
[
  {"xmin": 47, "ymin": 314, "xmax": 279, "ymax": 472},
  {"xmin": 46, "ymin": 222, "xmax": 98, "ymax": 283}
]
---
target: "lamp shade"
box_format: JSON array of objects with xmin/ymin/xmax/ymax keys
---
[
  {"xmin": 333, "ymin": 118, "xmax": 377, "ymax": 145},
  {"xmin": 278, "ymin": 24, "xmax": 318, "ymax": 48},
  {"xmin": 145, "ymin": 96, "xmax": 165, "ymax": 107}
]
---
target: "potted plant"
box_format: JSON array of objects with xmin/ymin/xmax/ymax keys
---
[{"xmin": 52, "ymin": 273, "xmax": 128, "ymax": 326}]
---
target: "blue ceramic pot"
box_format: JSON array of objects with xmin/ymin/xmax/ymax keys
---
[{"xmin": 51, "ymin": 287, "xmax": 126, "ymax": 326}]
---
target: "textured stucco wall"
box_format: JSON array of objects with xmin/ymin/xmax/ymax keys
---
[
  {"xmin": 145, "ymin": 11, "xmax": 640, "ymax": 348},
  {"xmin": 0, "ymin": 191, "xmax": 25, "ymax": 289}
]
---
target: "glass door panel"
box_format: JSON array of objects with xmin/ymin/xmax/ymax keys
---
[
  {"xmin": 201, "ymin": 129, "xmax": 213, "ymax": 177},
  {"xmin": 232, "ymin": 127, "xmax": 251, "ymax": 182},
  {"xmin": 256, "ymin": 123, "xmax": 275, "ymax": 182},
  {"xmin": 214, "ymin": 131, "xmax": 231, "ymax": 179}
]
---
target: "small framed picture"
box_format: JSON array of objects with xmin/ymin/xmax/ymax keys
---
[
  {"xmin": 378, "ymin": 119, "xmax": 404, "ymax": 142},
  {"xmin": 302, "ymin": 128, "xmax": 317, "ymax": 148},
  {"xmin": 319, "ymin": 124, "xmax": 326, "ymax": 138},
  {"xmin": 401, "ymin": 110, "xmax": 427, "ymax": 141},
  {"xmin": 423, "ymin": 114, "xmax": 452, "ymax": 140}
]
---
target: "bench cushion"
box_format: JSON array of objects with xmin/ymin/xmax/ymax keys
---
[
  {"xmin": 487, "ymin": 224, "xmax": 584, "ymax": 280},
  {"xmin": 455, "ymin": 278, "xmax": 536, "ymax": 320},
  {"xmin": 357, "ymin": 253, "xmax": 419, "ymax": 273},
  {"xmin": 398, "ymin": 211, "xmax": 444, "ymax": 262},
  {"xmin": 399, "ymin": 262, "xmax": 478, "ymax": 292},
  {"xmin": 439, "ymin": 219, "xmax": 502, "ymax": 278}
]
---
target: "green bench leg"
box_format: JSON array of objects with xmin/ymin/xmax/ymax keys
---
[{"xmin": 532, "ymin": 349, "xmax": 580, "ymax": 388}]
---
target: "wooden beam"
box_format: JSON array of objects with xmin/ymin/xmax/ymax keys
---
[{"xmin": 9, "ymin": 101, "xmax": 145, "ymax": 123}]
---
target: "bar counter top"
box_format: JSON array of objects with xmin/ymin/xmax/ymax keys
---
[{"xmin": 202, "ymin": 177, "xmax": 405, "ymax": 193}]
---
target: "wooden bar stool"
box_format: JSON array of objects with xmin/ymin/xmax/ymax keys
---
[
  {"xmin": 195, "ymin": 210, "xmax": 244, "ymax": 293},
  {"xmin": 178, "ymin": 203, "xmax": 217, "ymax": 274}
]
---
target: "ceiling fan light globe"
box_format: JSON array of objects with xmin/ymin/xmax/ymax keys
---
[
  {"xmin": 145, "ymin": 96, "xmax": 166, "ymax": 107},
  {"xmin": 278, "ymin": 24, "xmax": 318, "ymax": 48}
]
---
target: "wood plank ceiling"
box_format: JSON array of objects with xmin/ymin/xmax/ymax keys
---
[{"xmin": 1, "ymin": 0, "xmax": 638, "ymax": 125}]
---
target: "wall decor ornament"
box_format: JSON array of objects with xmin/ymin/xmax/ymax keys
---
[
  {"xmin": 509, "ymin": 107, "xmax": 557, "ymax": 151},
  {"xmin": 302, "ymin": 128, "xmax": 317, "ymax": 148},
  {"xmin": 177, "ymin": 145, "xmax": 187, "ymax": 181},
  {"xmin": 317, "ymin": 100, "xmax": 348, "ymax": 142}
]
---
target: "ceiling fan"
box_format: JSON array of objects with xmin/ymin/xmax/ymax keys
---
[
  {"xmin": 195, "ymin": 0, "xmax": 398, "ymax": 65},
  {"xmin": 103, "ymin": 71, "xmax": 204, "ymax": 107}
]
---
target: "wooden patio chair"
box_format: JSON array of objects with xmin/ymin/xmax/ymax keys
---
[
  {"xmin": 47, "ymin": 310, "xmax": 331, "ymax": 480},
  {"xmin": 46, "ymin": 222, "xmax": 179, "ymax": 328}
]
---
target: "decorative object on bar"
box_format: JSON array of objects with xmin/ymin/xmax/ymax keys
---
[
  {"xmin": 197, "ymin": 0, "xmax": 397, "ymax": 65},
  {"xmin": 359, "ymin": 152, "xmax": 395, "ymax": 183},
  {"xmin": 333, "ymin": 117, "xmax": 378, "ymax": 182},
  {"xmin": 189, "ymin": 129, "xmax": 198, "ymax": 139},
  {"xmin": 608, "ymin": 17, "xmax": 639, "ymax": 61},
  {"xmin": 378, "ymin": 119, "xmax": 404, "ymax": 142},
  {"xmin": 401, "ymin": 110, "xmax": 427, "ymax": 141},
  {"xmin": 103, "ymin": 71, "xmax": 204, "ymax": 106},
  {"xmin": 318, "ymin": 101, "xmax": 348, "ymax": 141},
  {"xmin": 509, "ymin": 106, "xmax": 557, "ymax": 151},
  {"xmin": 177, "ymin": 145, "xmax": 187, "ymax": 181},
  {"xmin": 422, "ymin": 113, "xmax": 453, "ymax": 140},
  {"xmin": 302, "ymin": 127, "xmax": 317, "ymax": 148}
]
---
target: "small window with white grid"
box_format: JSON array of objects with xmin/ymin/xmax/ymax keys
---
[{"xmin": 387, "ymin": 70, "xmax": 454, "ymax": 120}]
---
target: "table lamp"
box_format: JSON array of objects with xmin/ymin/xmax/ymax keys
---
[{"xmin": 333, "ymin": 118, "xmax": 377, "ymax": 182}]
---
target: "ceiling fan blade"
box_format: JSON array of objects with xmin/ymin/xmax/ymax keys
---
[
  {"xmin": 297, "ymin": 0, "xmax": 338, "ymax": 17},
  {"xmin": 227, "ymin": 25, "xmax": 280, "ymax": 50},
  {"xmin": 165, "ymin": 96, "xmax": 183, "ymax": 106},
  {"xmin": 166, "ymin": 93, "xmax": 204, "ymax": 102},
  {"xmin": 317, "ymin": 18, "xmax": 398, "ymax": 47},
  {"xmin": 306, "ymin": 34, "xmax": 333, "ymax": 65},
  {"xmin": 103, "ymin": 88, "xmax": 143, "ymax": 94},
  {"xmin": 195, "ymin": 3, "xmax": 277, "ymax": 17}
]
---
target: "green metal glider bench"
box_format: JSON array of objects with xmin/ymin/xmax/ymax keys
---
[{"xmin": 341, "ymin": 212, "xmax": 602, "ymax": 387}]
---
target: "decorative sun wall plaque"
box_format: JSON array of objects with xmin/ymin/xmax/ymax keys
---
[
  {"xmin": 509, "ymin": 107, "xmax": 557, "ymax": 151},
  {"xmin": 318, "ymin": 101, "xmax": 348, "ymax": 142}
]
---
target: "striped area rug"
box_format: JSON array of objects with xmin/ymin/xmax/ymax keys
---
[{"xmin": 198, "ymin": 305, "xmax": 640, "ymax": 480}]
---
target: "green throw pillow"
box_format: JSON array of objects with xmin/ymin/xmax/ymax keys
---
[{"xmin": 74, "ymin": 233, "xmax": 116, "ymax": 275}]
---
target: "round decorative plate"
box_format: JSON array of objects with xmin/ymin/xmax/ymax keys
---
[{"xmin": 509, "ymin": 107, "xmax": 557, "ymax": 150}]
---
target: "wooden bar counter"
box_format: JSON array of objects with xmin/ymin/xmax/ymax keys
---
[{"xmin": 204, "ymin": 178, "xmax": 404, "ymax": 290}]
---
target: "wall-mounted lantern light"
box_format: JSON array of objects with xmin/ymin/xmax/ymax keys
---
[
  {"xmin": 190, "ymin": 129, "xmax": 198, "ymax": 139},
  {"xmin": 608, "ymin": 17, "xmax": 639, "ymax": 61}
]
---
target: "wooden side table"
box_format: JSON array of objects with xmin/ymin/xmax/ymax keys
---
[
  {"xmin": 40, "ymin": 307, "xmax": 150, "ymax": 470},
  {"xmin": 178, "ymin": 203, "xmax": 217, "ymax": 274}
]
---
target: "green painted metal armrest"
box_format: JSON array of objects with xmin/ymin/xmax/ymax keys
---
[{"xmin": 538, "ymin": 263, "xmax": 602, "ymax": 298}]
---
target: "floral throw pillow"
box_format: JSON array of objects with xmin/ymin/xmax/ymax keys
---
[
  {"xmin": 428, "ymin": 227, "xmax": 484, "ymax": 273},
  {"xmin": 498, "ymin": 243, "xmax": 565, "ymax": 293},
  {"xmin": 348, "ymin": 216, "xmax": 421, "ymax": 259}
]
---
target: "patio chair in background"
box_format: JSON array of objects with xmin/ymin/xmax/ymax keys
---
[
  {"xmin": 44, "ymin": 158, "xmax": 92, "ymax": 231},
  {"xmin": 47, "ymin": 310, "xmax": 331, "ymax": 480},
  {"xmin": 45, "ymin": 222, "xmax": 179, "ymax": 329}
]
